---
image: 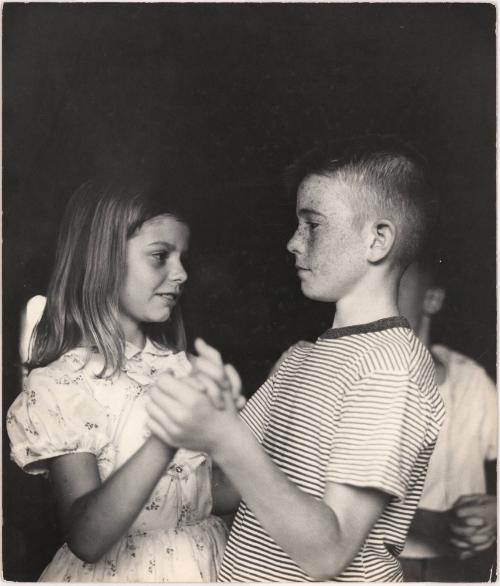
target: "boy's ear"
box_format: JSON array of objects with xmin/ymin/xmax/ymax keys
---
[
  {"xmin": 422, "ymin": 287, "xmax": 445, "ymax": 316},
  {"xmin": 366, "ymin": 219, "xmax": 396, "ymax": 263}
]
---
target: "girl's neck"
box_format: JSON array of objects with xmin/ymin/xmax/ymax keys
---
[{"xmin": 119, "ymin": 317, "xmax": 146, "ymax": 350}]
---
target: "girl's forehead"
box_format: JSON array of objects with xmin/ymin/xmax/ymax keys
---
[{"xmin": 133, "ymin": 215, "xmax": 189, "ymax": 242}]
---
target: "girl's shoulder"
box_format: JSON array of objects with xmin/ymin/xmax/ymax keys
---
[
  {"xmin": 26, "ymin": 347, "xmax": 90, "ymax": 387},
  {"xmin": 136, "ymin": 339, "xmax": 192, "ymax": 378}
]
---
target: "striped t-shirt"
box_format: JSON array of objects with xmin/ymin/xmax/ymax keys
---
[{"xmin": 218, "ymin": 317, "xmax": 445, "ymax": 582}]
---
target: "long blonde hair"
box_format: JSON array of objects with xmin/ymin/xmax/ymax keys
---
[{"xmin": 28, "ymin": 180, "xmax": 188, "ymax": 376}]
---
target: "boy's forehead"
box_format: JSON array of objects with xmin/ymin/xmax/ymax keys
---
[{"xmin": 296, "ymin": 173, "xmax": 351, "ymax": 213}]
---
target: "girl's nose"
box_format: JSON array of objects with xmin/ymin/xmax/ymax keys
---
[{"xmin": 170, "ymin": 259, "xmax": 188, "ymax": 284}]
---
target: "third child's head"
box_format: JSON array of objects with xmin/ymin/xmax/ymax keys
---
[
  {"xmin": 286, "ymin": 135, "xmax": 437, "ymax": 303},
  {"xmin": 398, "ymin": 257, "xmax": 445, "ymax": 342},
  {"xmin": 31, "ymin": 179, "xmax": 191, "ymax": 374}
]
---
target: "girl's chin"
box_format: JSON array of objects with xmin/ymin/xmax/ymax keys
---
[{"xmin": 144, "ymin": 309, "xmax": 173, "ymax": 323}]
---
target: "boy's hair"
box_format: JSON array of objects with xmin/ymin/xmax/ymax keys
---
[
  {"xmin": 28, "ymin": 179, "xmax": 190, "ymax": 376},
  {"xmin": 285, "ymin": 135, "xmax": 439, "ymax": 268}
]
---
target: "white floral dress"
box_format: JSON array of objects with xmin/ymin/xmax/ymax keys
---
[{"xmin": 7, "ymin": 340, "xmax": 228, "ymax": 582}]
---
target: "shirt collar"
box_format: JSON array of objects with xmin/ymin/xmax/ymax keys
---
[
  {"xmin": 124, "ymin": 338, "xmax": 174, "ymax": 360},
  {"xmin": 319, "ymin": 316, "xmax": 411, "ymax": 340}
]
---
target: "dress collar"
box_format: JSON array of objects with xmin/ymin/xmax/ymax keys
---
[{"xmin": 124, "ymin": 338, "xmax": 174, "ymax": 360}]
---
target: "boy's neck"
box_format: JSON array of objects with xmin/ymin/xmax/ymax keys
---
[{"xmin": 332, "ymin": 272, "xmax": 400, "ymax": 329}]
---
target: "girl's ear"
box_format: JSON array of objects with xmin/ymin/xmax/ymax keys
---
[
  {"xmin": 366, "ymin": 219, "xmax": 396, "ymax": 263},
  {"xmin": 423, "ymin": 287, "xmax": 445, "ymax": 316}
]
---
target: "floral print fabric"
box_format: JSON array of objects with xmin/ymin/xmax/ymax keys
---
[{"xmin": 7, "ymin": 340, "xmax": 228, "ymax": 582}]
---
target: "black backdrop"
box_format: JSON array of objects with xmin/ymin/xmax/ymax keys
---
[{"xmin": 3, "ymin": 3, "xmax": 496, "ymax": 580}]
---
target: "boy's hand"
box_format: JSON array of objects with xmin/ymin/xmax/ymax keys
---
[
  {"xmin": 145, "ymin": 372, "xmax": 240, "ymax": 453},
  {"xmin": 190, "ymin": 338, "xmax": 246, "ymax": 412},
  {"xmin": 448, "ymin": 494, "xmax": 497, "ymax": 559}
]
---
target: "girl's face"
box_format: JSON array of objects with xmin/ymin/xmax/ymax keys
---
[{"xmin": 118, "ymin": 215, "xmax": 189, "ymax": 343}]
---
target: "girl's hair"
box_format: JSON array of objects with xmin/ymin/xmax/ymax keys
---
[{"xmin": 27, "ymin": 179, "xmax": 190, "ymax": 376}]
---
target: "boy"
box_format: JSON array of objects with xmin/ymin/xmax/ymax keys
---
[
  {"xmin": 398, "ymin": 259, "xmax": 497, "ymax": 582},
  {"xmin": 147, "ymin": 136, "xmax": 445, "ymax": 581}
]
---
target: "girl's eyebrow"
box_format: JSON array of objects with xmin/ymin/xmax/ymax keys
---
[
  {"xmin": 146, "ymin": 241, "xmax": 174, "ymax": 248},
  {"xmin": 146, "ymin": 241, "xmax": 189, "ymax": 254}
]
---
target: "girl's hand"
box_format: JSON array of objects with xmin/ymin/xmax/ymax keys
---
[
  {"xmin": 145, "ymin": 373, "xmax": 240, "ymax": 452},
  {"xmin": 190, "ymin": 338, "xmax": 246, "ymax": 412}
]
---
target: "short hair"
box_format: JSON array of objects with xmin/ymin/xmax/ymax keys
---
[
  {"xmin": 285, "ymin": 135, "xmax": 439, "ymax": 268},
  {"xmin": 28, "ymin": 179, "xmax": 191, "ymax": 376}
]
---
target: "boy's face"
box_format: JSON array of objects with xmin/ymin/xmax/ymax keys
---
[{"xmin": 287, "ymin": 174, "xmax": 369, "ymax": 303}]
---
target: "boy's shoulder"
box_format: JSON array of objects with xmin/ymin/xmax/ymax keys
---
[
  {"xmin": 358, "ymin": 325, "xmax": 429, "ymax": 375},
  {"xmin": 319, "ymin": 317, "xmax": 420, "ymax": 364}
]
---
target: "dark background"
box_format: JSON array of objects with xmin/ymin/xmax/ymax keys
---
[{"xmin": 3, "ymin": 3, "xmax": 496, "ymax": 580}]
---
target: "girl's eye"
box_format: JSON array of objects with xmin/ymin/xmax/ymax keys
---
[
  {"xmin": 151, "ymin": 251, "xmax": 168, "ymax": 264},
  {"xmin": 307, "ymin": 221, "xmax": 319, "ymax": 230}
]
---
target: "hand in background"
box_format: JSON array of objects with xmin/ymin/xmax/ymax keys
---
[
  {"xmin": 448, "ymin": 494, "xmax": 497, "ymax": 559},
  {"xmin": 269, "ymin": 340, "xmax": 314, "ymax": 376}
]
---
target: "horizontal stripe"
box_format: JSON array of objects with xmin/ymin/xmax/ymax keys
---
[{"xmin": 220, "ymin": 325, "xmax": 444, "ymax": 582}]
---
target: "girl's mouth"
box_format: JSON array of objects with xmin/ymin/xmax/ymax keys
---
[{"xmin": 156, "ymin": 292, "xmax": 178, "ymax": 302}]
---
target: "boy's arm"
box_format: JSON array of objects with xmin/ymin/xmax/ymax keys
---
[
  {"xmin": 213, "ymin": 416, "xmax": 390, "ymax": 580},
  {"xmin": 147, "ymin": 376, "xmax": 389, "ymax": 580},
  {"xmin": 211, "ymin": 463, "xmax": 240, "ymax": 516}
]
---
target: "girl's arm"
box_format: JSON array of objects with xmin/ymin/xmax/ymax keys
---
[{"xmin": 49, "ymin": 435, "xmax": 174, "ymax": 563}]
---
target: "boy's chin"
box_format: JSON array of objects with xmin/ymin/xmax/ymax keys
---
[{"xmin": 300, "ymin": 284, "xmax": 337, "ymax": 303}]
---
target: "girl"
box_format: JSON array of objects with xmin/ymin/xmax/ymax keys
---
[{"xmin": 7, "ymin": 180, "xmax": 233, "ymax": 582}]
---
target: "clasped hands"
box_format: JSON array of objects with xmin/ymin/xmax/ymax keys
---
[
  {"xmin": 146, "ymin": 338, "xmax": 246, "ymax": 453},
  {"xmin": 446, "ymin": 493, "xmax": 497, "ymax": 559}
]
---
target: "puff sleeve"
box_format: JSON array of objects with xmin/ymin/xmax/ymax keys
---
[{"xmin": 6, "ymin": 364, "xmax": 112, "ymax": 476}]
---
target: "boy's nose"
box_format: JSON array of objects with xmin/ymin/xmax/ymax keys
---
[{"xmin": 286, "ymin": 230, "xmax": 301, "ymax": 255}]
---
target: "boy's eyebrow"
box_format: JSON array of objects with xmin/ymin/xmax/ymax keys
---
[{"xmin": 297, "ymin": 207, "xmax": 327, "ymax": 218}]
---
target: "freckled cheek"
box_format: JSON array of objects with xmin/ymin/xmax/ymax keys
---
[{"xmin": 308, "ymin": 236, "xmax": 331, "ymax": 270}]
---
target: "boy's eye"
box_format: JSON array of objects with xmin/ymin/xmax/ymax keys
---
[{"xmin": 306, "ymin": 221, "xmax": 319, "ymax": 230}]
